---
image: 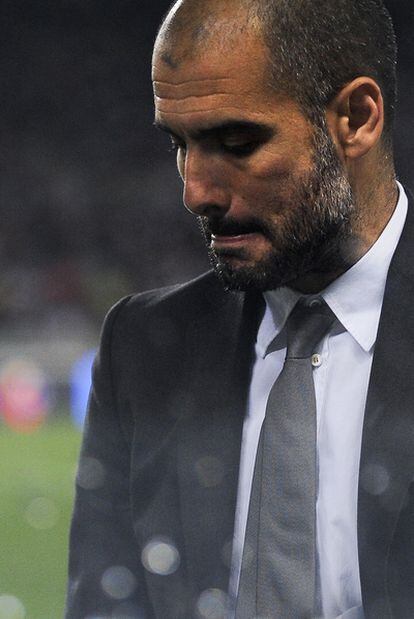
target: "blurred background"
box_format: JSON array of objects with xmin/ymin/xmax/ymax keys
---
[{"xmin": 0, "ymin": 1, "xmax": 412, "ymax": 617}]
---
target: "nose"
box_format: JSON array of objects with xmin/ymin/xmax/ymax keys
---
[{"xmin": 182, "ymin": 148, "xmax": 231, "ymax": 217}]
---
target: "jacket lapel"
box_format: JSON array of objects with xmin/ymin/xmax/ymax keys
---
[
  {"xmin": 359, "ymin": 194, "xmax": 414, "ymax": 617},
  {"xmin": 176, "ymin": 285, "xmax": 263, "ymax": 601}
]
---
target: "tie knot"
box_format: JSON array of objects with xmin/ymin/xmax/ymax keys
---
[{"xmin": 286, "ymin": 298, "xmax": 336, "ymax": 359}]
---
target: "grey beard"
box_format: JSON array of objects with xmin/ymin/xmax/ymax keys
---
[{"xmin": 201, "ymin": 120, "xmax": 356, "ymax": 292}]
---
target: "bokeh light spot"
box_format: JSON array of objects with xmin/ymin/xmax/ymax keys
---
[
  {"xmin": 360, "ymin": 463, "xmax": 390, "ymax": 495},
  {"xmin": 0, "ymin": 359, "xmax": 49, "ymax": 433},
  {"xmin": 101, "ymin": 566, "xmax": 137, "ymax": 601},
  {"xmin": 141, "ymin": 537, "xmax": 180, "ymax": 576},
  {"xmin": 196, "ymin": 588, "xmax": 229, "ymax": 619},
  {"xmin": 24, "ymin": 497, "xmax": 59, "ymax": 530},
  {"xmin": 77, "ymin": 456, "xmax": 105, "ymax": 490},
  {"xmin": 221, "ymin": 539, "xmax": 233, "ymax": 569},
  {"xmin": 195, "ymin": 456, "xmax": 225, "ymax": 488},
  {"xmin": 0, "ymin": 595, "xmax": 26, "ymax": 619}
]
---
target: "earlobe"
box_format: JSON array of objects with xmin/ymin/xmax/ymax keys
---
[{"xmin": 327, "ymin": 78, "xmax": 384, "ymax": 160}]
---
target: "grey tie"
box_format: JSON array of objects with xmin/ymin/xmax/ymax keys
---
[{"xmin": 235, "ymin": 298, "xmax": 336, "ymax": 619}]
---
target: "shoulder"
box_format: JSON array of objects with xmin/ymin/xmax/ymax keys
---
[
  {"xmin": 124, "ymin": 270, "xmax": 229, "ymax": 317},
  {"xmin": 112, "ymin": 270, "xmax": 228, "ymax": 321},
  {"xmin": 99, "ymin": 270, "xmax": 233, "ymax": 349}
]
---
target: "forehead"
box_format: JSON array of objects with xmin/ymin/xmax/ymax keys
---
[{"xmin": 152, "ymin": 35, "xmax": 279, "ymax": 122}]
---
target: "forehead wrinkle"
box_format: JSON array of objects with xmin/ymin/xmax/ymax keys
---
[
  {"xmin": 153, "ymin": 77, "xmax": 235, "ymax": 87},
  {"xmin": 155, "ymin": 107, "xmax": 268, "ymax": 124},
  {"xmin": 153, "ymin": 70, "xmax": 268, "ymax": 102},
  {"xmin": 155, "ymin": 91, "xmax": 280, "ymax": 115},
  {"xmin": 156, "ymin": 107, "xmax": 251, "ymax": 116},
  {"xmin": 154, "ymin": 92, "xmax": 251, "ymax": 103},
  {"xmin": 153, "ymin": 79, "xmax": 240, "ymax": 100}
]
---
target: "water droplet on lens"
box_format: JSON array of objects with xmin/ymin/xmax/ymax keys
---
[
  {"xmin": 195, "ymin": 456, "xmax": 224, "ymax": 488},
  {"xmin": 360, "ymin": 463, "xmax": 390, "ymax": 495},
  {"xmin": 25, "ymin": 497, "xmax": 59, "ymax": 530},
  {"xmin": 141, "ymin": 537, "xmax": 180, "ymax": 576},
  {"xmin": 221, "ymin": 539, "xmax": 233, "ymax": 568},
  {"xmin": 0, "ymin": 595, "xmax": 26, "ymax": 619},
  {"xmin": 196, "ymin": 589, "xmax": 229, "ymax": 619},
  {"xmin": 101, "ymin": 566, "xmax": 137, "ymax": 600},
  {"xmin": 77, "ymin": 456, "xmax": 105, "ymax": 490}
]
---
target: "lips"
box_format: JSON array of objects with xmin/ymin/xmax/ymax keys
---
[
  {"xmin": 202, "ymin": 216, "xmax": 268, "ymax": 252},
  {"xmin": 210, "ymin": 232, "xmax": 263, "ymax": 250},
  {"xmin": 209, "ymin": 223, "xmax": 262, "ymax": 237},
  {"xmin": 211, "ymin": 233, "xmax": 254, "ymax": 242}
]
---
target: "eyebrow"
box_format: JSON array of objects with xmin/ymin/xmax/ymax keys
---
[{"xmin": 153, "ymin": 119, "xmax": 274, "ymax": 141}]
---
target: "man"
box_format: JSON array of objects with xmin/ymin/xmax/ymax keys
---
[{"xmin": 66, "ymin": 1, "xmax": 414, "ymax": 618}]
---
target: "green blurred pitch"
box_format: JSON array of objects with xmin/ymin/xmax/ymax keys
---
[{"xmin": 0, "ymin": 421, "xmax": 82, "ymax": 619}]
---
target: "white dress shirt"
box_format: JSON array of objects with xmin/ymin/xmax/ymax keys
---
[{"xmin": 229, "ymin": 183, "xmax": 408, "ymax": 618}]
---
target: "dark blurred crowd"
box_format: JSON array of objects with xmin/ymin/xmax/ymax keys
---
[
  {"xmin": 0, "ymin": 1, "xmax": 411, "ymax": 417},
  {"xmin": 0, "ymin": 0, "xmax": 210, "ymax": 332}
]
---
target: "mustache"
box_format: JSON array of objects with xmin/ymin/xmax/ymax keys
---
[{"xmin": 201, "ymin": 216, "xmax": 270, "ymax": 237}]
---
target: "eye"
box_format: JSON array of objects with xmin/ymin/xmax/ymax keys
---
[{"xmin": 222, "ymin": 141, "xmax": 259, "ymax": 157}]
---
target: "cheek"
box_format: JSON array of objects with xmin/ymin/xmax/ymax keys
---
[
  {"xmin": 249, "ymin": 145, "xmax": 310, "ymax": 186},
  {"xmin": 233, "ymin": 167, "xmax": 312, "ymax": 223},
  {"xmin": 239, "ymin": 163, "xmax": 296, "ymax": 205},
  {"xmin": 247, "ymin": 151, "xmax": 313, "ymax": 198}
]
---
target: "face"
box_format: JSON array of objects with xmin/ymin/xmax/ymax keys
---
[{"xmin": 152, "ymin": 33, "xmax": 355, "ymax": 292}]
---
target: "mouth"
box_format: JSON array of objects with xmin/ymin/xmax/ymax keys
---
[{"xmin": 210, "ymin": 231, "xmax": 265, "ymax": 251}]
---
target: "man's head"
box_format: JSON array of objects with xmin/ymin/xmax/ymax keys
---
[{"xmin": 152, "ymin": 0, "xmax": 398, "ymax": 292}]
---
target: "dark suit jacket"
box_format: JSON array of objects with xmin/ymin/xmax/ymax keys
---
[{"xmin": 66, "ymin": 195, "xmax": 414, "ymax": 619}]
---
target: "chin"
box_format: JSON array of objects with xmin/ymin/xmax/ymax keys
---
[{"xmin": 211, "ymin": 255, "xmax": 290, "ymax": 292}]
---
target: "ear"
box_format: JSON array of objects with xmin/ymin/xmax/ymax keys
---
[{"xmin": 326, "ymin": 77, "xmax": 385, "ymax": 160}]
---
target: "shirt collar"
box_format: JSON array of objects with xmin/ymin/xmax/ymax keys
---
[
  {"xmin": 258, "ymin": 182, "xmax": 408, "ymax": 357},
  {"xmin": 322, "ymin": 182, "xmax": 407, "ymax": 351},
  {"xmin": 257, "ymin": 286, "xmax": 301, "ymax": 357}
]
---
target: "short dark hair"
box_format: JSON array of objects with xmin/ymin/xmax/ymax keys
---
[
  {"xmin": 256, "ymin": 0, "xmax": 397, "ymax": 144},
  {"xmin": 159, "ymin": 0, "xmax": 397, "ymax": 146}
]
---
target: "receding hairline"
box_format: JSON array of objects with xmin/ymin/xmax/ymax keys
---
[
  {"xmin": 154, "ymin": 0, "xmax": 397, "ymax": 154},
  {"xmin": 154, "ymin": 0, "xmax": 262, "ymax": 69}
]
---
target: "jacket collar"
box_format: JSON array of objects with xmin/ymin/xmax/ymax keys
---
[
  {"xmin": 177, "ymin": 282, "xmax": 263, "ymax": 599},
  {"xmin": 358, "ymin": 190, "xmax": 414, "ymax": 617}
]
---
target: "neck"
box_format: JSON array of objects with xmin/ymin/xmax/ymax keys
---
[{"xmin": 289, "ymin": 177, "xmax": 399, "ymax": 295}]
